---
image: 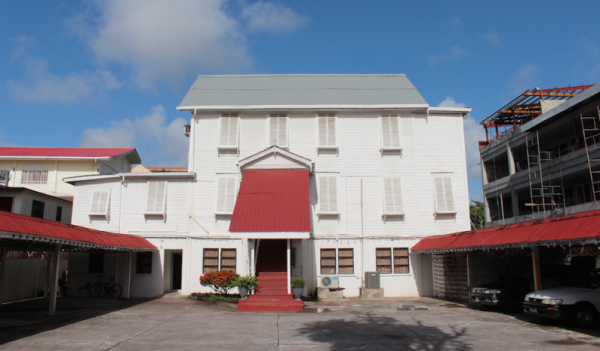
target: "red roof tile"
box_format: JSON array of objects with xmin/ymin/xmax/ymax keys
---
[
  {"xmin": 411, "ymin": 209, "xmax": 600, "ymax": 252},
  {"xmin": 0, "ymin": 147, "xmax": 140, "ymax": 162},
  {"xmin": 229, "ymin": 170, "xmax": 311, "ymax": 232},
  {"xmin": 0, "ymin": 211, "xmax": 156, "ymax": 250}
]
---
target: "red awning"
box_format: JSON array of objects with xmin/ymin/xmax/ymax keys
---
[
  {"xmin": 229, "ymin": 169, "xmax": 311, "ymax": 233},
  {"xmin": 412, "ymin": 209, "xmax": 600, "ymax": 253},
  {"xmin": 0, "ymin": 211, "xmax": 156, "ymax": 251}
]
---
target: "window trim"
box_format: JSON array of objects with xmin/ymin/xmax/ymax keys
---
[
  {"xmin": 203, "ymin": 248, "xmax": 237, "ymax": 273},
  {"xmin": 376, "ymin": 247, "xmax": 410, "ymax": 274},
  {"xmin": 317, "ymin": 174, "xmax": 339, "ymax": 216},
  {"xmin": 432, "ymin": 173, "xmax": 457, "ymax": 214},
  {"xmin": 89, "ymin": 190, "xmax": 111, "ymax": 218},
  {"xmin": 214, "ymin": 175, "xmax": 239, "ymax": 215},
  {"xmin": 379, "ymin": 115, "xmax": 402, "ymax": 156},
  {"xmin": 320, "ymin": 248, "xmax": 354, "ymax": 275},
  {"xmin": 381, "ymin": 176, "xmax": 404, "ymax": 220},
  {"xmin": 31, "ymin": 199, "xmax": 45, "ymax": 219},
  {"xmin": 135, "ymin": 252, "xmax": 153, "ymax": 275},
  {"xmin": 21, "ymin": 170, "xmax": 49, "ymax": 185},
  {"xmin": 267, "ymin": 113, "xmax": 289, "ymax": 148},
  {"xmin": 145, "ymin": 180, "xmax": 168, "ymax": 220},
  {"xmin": 218, "ymin": 113, "xmax": 240, "ymax": 151},
  {"xmin": 316, "ymin": 113, "xmax": 339, "ymax": 152}
]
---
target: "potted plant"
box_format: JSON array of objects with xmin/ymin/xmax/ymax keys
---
[
  {"xmin": 291, "ymin": 277, "xmax": 307, "ymax": 300},
  {"xmin": 232, "ymin": 274, "xmax": 258, "ymax": 299}
]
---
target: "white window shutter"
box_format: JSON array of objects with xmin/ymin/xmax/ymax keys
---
[
  {"xmin": 146, "ymin": 181, "xmax": 167, "ymax": 213},
  {"xmin": 270, "ymin": 115, "xmax": 278, "ymax": 145},
  {"xmin": 90, "ymin": 190, "xmax": 110, "ymax": 215},
  {"xmin": 146, "ymin": 182, "xmax": 157, "ymax": 212},
  {"xmin": 225, "ymin": 177, "xmax": 236, "ymax": 212},
  {"xmin": 381, "ymin": 115, "xmax": 400, "ymax": 148},
  {"xmin": 220, "ymin": 114, "xmax": 238, "ymax": 146},
  {"xmin": 318, "ymin": 115, "xmax": 327, "ymax": 146},
  {"xmin": 327, "ymin": 116, "xmax": 336, "ymax": 146},
  {"xmin": 328, "ymin": 176, "xmax": 338, "ymax": 212},
  {"xmin": 220, "ymin": 116, "xmax": 230, "ymax": 145},
  {"xmin": 318, "ymin": 114, "xmax": 336, "ymax": 147},
  {"xmin": 319, "ymin": 176, "xmax": 338, "ymax": 212},
  {"xmin": 90, "ymin": 191, "xmax": 101, "ymax": 213},
  {"xmin": 433, "ymin": 175, "xmax": 454, "ymax": 212},
  {"xmin": 217, "ymin": 176, "xmax": 237, "ymax": 213},
  {"xmin": 278, "ymin": 116, "xmax": 287, "ymax": 147},
  {"xmin": 270, "ymin": 114, "xmax": 287, "ymax": 147},
  {"xmin": 443, "ymin": 177, "xmax": 455, "ymax": 211},
  {"xmin": 383, "ymin": 177, "xmax": 403, "ymax": 214}
]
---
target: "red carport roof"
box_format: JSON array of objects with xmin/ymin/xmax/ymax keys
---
[
  {"xmin": 229, "ymin": 169, "xmax": 311, "ymax": 232},
  {"xmin": 412, "ymin": 209, "xmax": 600, "ymax": 253},
  {"xmin": 0, "ymin": 211, "xmax": 156, "ymax": 251}
]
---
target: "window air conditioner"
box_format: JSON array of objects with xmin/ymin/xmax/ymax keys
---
[{"xmin": 319, "ymin": 276, "xmax": 339, "ymax": 288}]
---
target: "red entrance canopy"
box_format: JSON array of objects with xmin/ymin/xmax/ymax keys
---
[
  {"xmin": 412, "ymin": 209, "xmax": 600, "ymax": 253},
  {"xmin": 229, "ymin": 169, "xmax": 311, "ymax": 233},
  {"xmin": 0, "ymin": 211, "xmax": 156, "ymax": 251}
]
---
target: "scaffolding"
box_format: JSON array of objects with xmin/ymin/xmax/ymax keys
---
[
  {"xmin": 525, "ymin": 131, "xmax": 564, "ymax": 217},
  {"xmin": 581, "ymin": 106, "xmax": 600, "ymax": 210}
]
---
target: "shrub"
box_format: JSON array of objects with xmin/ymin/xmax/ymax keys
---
[
  {"xmin": 291, "ymin": 276, "xmax": 307, "ymax": 287},
  {"xmin": 231, "ymin": 274, "xmax": 259, "ymax": 289},
  {"xmin": 200, "ymin": 270, "xmax": 240, "ymax": 295}
]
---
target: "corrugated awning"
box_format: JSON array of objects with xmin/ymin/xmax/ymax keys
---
[
  {"xmin": 0, "ymin": 211, "xmax": 156, "ymax": 251},
  {"xmin": 412, "ymin": 209, "xmax": 600, "ymax": 254},
  {"xmin": 229, "ymin": 169, "xmax": 310, "ymax": 235}
]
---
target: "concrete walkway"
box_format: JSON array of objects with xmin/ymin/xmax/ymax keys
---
[{"xmin": 2, "ymin": 294, "xmax": 600, "ymax": 350}]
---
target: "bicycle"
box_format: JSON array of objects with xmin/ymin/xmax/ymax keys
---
[{"xmin": 89, "ymin": 275, "xmax": 123, "ymax": 298}]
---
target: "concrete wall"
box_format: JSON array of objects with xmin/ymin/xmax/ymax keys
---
[{"xmin": 1, "ymin": 254, "xmax": 67, "ymax": 303}]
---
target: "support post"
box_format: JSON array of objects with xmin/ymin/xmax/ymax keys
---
[
  {"xmin": 286, "ymin": 239, "xmax": 291, "ymax": 295},
  {"xmin": 44, "ymin": 250, "xmax": 52, "ymax": 297},
  {"xmin": 49, "ymin": 244, "xmax": 62, "ymax": 316},
  {"xmin": 532, "ymin": 247, "xmax": 542, "ymax": 291},
  {"xmin": 250, "ymin": 240, "xmax": 255, "ymax": 276},
  {"xmin": 122, "ymin": 252, "xmax": 132, "ymax": 298},
  {"xmin": 0, "ymin": 247, "xmax": 7, "ymax": 304}
]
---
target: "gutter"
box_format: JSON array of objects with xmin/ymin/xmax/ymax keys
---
[{"xmin": 177, "ymin": 104, "xmax": 431, "ymax": 111}]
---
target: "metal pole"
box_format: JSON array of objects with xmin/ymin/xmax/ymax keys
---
[
  {"xmin": 49, "ymin": 244, "xmax": 62, "ymax": 316},
  {"xmin": 286, "ymin": 239, "xmax": 291, "ymax": 295}
]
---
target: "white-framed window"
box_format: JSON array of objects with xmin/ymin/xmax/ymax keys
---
[
  {"xmin": 216, "ymin": 176, "xmax": 238, "ymax": 215},
  {"xmin": 433, "ymin": 174, "xmax": 455, "ymax": 213},
  {"xmin": 145, "ymin": 181, "xmax": 167, "ymax": 218},
  {"xmin": 203, "ymin": 248, "xmax": 237, "ymax": 273},
  {"xmin": 376, "ymin": 247, "xmax": 410, "ymax": 274},
  {"xmin": 320, "ymin": 248, "xmax": 354, "ymax": 274},
  {"xmin": 219, "ymin": 114, "xmax": 239, "ymax": 149},
  {"xmin": 22, "ymin": 170, "xmax": 49, "ymax": 185},
  {"xmin": 0, "ymin": 170, "xmax": 9, "ymax": 186},
  {"xmin": 317, "ymin": 113, "xmax": 337, "ymax": 149},
  {"xmin": 380, "ymin": 115, "xmax": 400, "ymax": 150},
  {"xmin": 382, "ymin": 176, "xmax": 404, "ymax": 216},
  {"xmin": 89, "ymin": 190, "xmax": 110, "ymax": 217},
  {"xmin": 269, "ymin": 114, "xmax": 288, "ymax": 147},
  {"xmin": 318, "ymin": 175, "xmax": 338, "ymax": 214},
  {"xmin": 136, "ymin": 252, "xmax": 153, "ymax": 274}
]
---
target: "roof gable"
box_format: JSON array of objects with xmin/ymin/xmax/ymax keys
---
[{"xmin": 238, "ymin": 146, "xmax": 312, "ymax": 172}]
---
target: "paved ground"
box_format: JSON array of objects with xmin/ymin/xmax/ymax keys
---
[{"xmin": 2, "ymin": 294, "xmax": 600, "ymax": 350}]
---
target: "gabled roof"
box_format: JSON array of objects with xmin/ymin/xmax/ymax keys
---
[
  {"xmin": 0, "ymin": 147, "xmax": 142, "ymax": 163},
  {"xmin": 238, "ymin": 145, "xmax": 313, "ymax": 172},
  {"xmin": 177, "ymin": 74, "xmax": 428, "ymax": 110}
]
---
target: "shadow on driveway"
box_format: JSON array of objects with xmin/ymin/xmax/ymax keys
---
[
  {"xmin": 297, "ymin": 312, "xmax": 472, "ymax": 350},
  {"xmin": 0, "ymin": 296, "xmax": 157, "ymax": 345}
]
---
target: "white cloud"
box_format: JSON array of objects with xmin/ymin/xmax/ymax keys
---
[
  {"xmin": 427, "ymin": 46, "xmax": 467, "ymax": 66},
  {"xmin": 7, "ymin": 37, "xmax": 122, "ymax": 103},
  {"xmin": 481, "ymin": 31, "xmax": 501, "ymax": 48},
  {"xmin": 80, "ymin": 106, "xmax": 189, "ymax": 166},
  {"xmin": 437, "ymin": 97, "xmax": 484, "ymax": 185},
  {"xmin": 508, "ymin": 64, "xmax": 540, "ymax": 95},
  {"xmin": 241, "ymin": 1, "xmax": 307, "ymax": 32}
]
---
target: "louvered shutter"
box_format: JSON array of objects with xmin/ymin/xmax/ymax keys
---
[
  {"xmin": 220, "ymin": 114, "xmax": 238, "ymax": 146},
  {"xmin": 90, "ymin": 191, "xmax": 110, "ymax": 215},
  {"xmin": 318, "ymin": 114, "xmax": 336, "ymax": 147},
  {"xmin": 433, "ymin": 175, "xmax": 454, "ymax": 212},
  {"xmin": 383, "ymin": 177, "xmax": 403, "ymax": 214},
  {"xmin": 270, "ymin": 114, "xmax": 287, "ymax": 147},
  {"xmin": 319, "ymin": 176, "xmax": 338, "ymax": 213},
  {"xmin": 217, "ymin": 176, "xmax": 237, "ymax": 213},
  {"xmin": 146, "ymin": 181, "xmax": 167, "ymax": 213},
  {"xmin": 381, "ymin": 115, "xmax": 400, "ymax": 148}
]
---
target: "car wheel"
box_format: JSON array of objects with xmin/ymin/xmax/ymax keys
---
[{"xmin": 572, "ymin": 305, "xmax": 597, "ymax": 328}]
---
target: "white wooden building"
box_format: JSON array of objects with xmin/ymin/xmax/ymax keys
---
[{"xmin": 66, "ymin": 74, "xmax": 471, "ymax": 299}]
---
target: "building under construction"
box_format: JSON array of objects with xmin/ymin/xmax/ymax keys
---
[{"xmin": 479, "ymin": 83, "xmax": 600, "ymax": 226}]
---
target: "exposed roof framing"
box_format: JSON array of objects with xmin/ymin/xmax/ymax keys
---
[{"xmin": 481, "ymin": 85, "xmax": 593, "ymax": 141}]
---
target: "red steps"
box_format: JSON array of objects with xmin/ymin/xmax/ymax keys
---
[{"xmin": 237, "ymin": 272, "xmax": 303, "ymax": 312}]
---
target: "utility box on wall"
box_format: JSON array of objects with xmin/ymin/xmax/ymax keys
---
[{"xmin": 364, "ymin": 271, "xmax": 380, "ymax": 289}]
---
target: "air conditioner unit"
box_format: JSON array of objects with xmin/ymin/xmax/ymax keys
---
[
  {"xmin": 319, "ymin": 276, "xmax": 339, "ymax": 288},
  {"xmin": 365, "ymin": 271, "xmax": 380, "ymax": 289}
]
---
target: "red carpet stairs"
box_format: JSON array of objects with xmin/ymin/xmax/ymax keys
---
[{"xmin": 237, "ymin": 272, "xmax": 303, "ymax": 312}]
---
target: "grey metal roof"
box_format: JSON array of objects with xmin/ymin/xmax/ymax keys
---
[{"xmin": 178, "ymin": 74, "xmax": 427, "ymax": 108}]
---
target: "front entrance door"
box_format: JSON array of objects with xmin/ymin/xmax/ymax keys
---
[
  {"xmin": 172, "ymin": 253, "xmax": 182, "ymax": 290},
  {"xmin": 255, "ymin": 239, "xmax": 287, "ymax": 273}
]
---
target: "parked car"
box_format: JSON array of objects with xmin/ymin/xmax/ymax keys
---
[
  {"xmin": 470, "ymin": 279, "xmax": 531, "ymax": 311},
  {"xmin": 523, "ymin": 268, "xmax": 600, "ymax": 327}
]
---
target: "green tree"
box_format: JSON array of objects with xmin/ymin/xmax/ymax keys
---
[{"xmin": 470, "ymin": 200, "xmax": 485, "ymax": 230}]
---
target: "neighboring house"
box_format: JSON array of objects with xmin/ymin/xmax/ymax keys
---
[
  {"xmin": 131, "ymin": 165, "xmax": 188, "ymax": 173},
  {"xmin": 66, "ymin": 74, "xmax": 471, "ymax": 299},
  {"xmin": 0, "ymin": 147, "xmax": 141, "ymax": 201},
  {"xmin": 0, "ymin": 186, "xmax": 72, "ymax": 223},
  {"xmin": 479, "ymin": 83, "xmax": 600, "ymax": 226}
]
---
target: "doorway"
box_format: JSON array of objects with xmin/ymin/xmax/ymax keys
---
[
  {"xmin": 172, "ymin": 253, "xmax": 182, "ymax": 290},
  {"xmin": 255, "ymin": 239, "xmax": 287, "ymax": 273}
]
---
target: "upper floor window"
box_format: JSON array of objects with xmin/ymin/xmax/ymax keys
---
[
  {"xmin": 56, "ymin": 206, "xmax": 63, "ymax": 222},
  {"xmin": 216, "ymin": 176, "xmax": 238, "ymax": 215},
  {"xmin": 0, "ymin": 170, "xmax": 9, "ymax": 186},
  {"xmin": 380, "ymin": 115, "xmax": 400, "ymax": 150},
  {"xmin": 318, "ymin": 114, "xmax": 337, "ymax": 148},
  {"xmin": 219, "ymin": 114, "xmax": 239, "ymax": 148},
  {"xmin": 382, "ymin": 176, "xmax": 404, "ymax": 216},
  {"xmin": 269, "ymin": 114, "xmax": 288, "ymax": 147},
  {"xmin": 146, "ymin": 181, "xmax": 167, "ymax": 218},
  {"xmin": 31, "ymin": 200, "xmax": 45, "ymax": 218},
  {"xmin": 433, "ymin": 174, "xmax": 455, "ymax": 213},
  {"xmin": 22, "ymin": 170, "xmax": 48, "ymax": 185},
  {"xmin": 318, "ymin": 175, "xmax": 338, "ymax": 214},
  {"xmin": 89, "ymin": 190, "xmax": 110, "ymax": 218}
]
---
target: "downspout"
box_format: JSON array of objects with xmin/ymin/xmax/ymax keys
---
[{"xmin": 119, "ymin": 175, "xmax": 125, "ymax": 233}]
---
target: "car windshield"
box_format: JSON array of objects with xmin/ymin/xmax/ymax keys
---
[{"xmin": 565, "ymin": 271, "xmax": 600, "ymax": 289}]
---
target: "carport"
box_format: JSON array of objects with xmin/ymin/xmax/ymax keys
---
[
  {"xmin": 0, "ymin": 211, "xmax": 156, "ymax": 316},
  {"xmin": 412, "ymin": 209, "xmax": 600, "ymax": 300}
]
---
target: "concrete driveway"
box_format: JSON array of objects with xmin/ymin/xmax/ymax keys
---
[{"xmin": 2, "ymin": 294, "xmax": 600, "ymax": 350}]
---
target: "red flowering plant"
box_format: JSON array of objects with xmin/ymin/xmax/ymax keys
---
[{"xmin": 200, "ymin": 270, "xmax": 240, "ymax": 295}]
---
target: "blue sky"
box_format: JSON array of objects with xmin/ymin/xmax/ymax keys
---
[{"xmin": 1, "ymin": 1, "xmax": 599, "ymax": 201}]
